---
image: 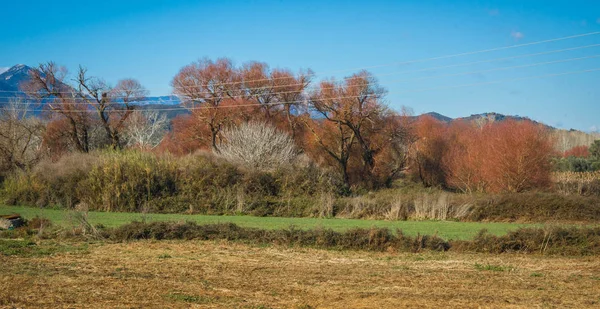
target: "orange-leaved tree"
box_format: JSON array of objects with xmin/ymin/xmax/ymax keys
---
[
  {"xmin": 481, "ymin": 119, "xmax": 554, "ymax": 193},
  {"xmin": 306, "ymin": 71, "xmax": 388, "ymax": 188},
  {"xmin": 171, "ymin": 58, "xmax": 247, "ymax": 150}
]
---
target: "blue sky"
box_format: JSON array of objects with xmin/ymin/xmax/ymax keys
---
[{"xmin": 1, "ymin": 0, "xmax": 599, "ymax": 131}]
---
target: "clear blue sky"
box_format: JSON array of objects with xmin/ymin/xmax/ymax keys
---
[{"xmin": 1, "ymin": 0, "xmax": 599, "ymax": 131}]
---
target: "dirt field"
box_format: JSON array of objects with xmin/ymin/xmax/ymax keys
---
[{"xmin": 1, "ymin": 240, "xmax": 599, "ymax": 308}]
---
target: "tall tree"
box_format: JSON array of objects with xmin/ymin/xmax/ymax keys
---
[
  {"xmin": 171, "ymin": 58, "xmax": 244, "ymax": 150},
  {"xmin": 76, "ymin": 68, "xmax": 148, "ymax": 149},
  {"xmin": 23, "ymin": 62, "xmax": 92, "ymax": 152},
  {"xmin": 240, "ymin": 62, "xmax": 312, "ymax": 137},
  {"xmin": 24, "ymin": 62, "xmax": 147, "ymax": 151},
  {"xmin": 307, "ymin": 71, "xmax": 387, "ymax": 187},
  {"xmin": 302, "ymin": 116, "xmax": 355, "ymax": 188}
]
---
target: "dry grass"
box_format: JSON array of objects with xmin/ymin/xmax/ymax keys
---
[
  {"xmin": 1, "ymin": 240, "xmax": 599, "ymax": 308},
  {"xmin": 553, "ymin": 171, "xmax": 600, "ymax": 196}
]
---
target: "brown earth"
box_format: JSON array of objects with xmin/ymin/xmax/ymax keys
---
[{"xmin": 1, "ymin": 240, "xmax": 599, "ymax": 308}]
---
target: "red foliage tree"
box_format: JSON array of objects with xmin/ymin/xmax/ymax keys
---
[
  {"xmin": 411, "ymin": 117, "xmax": 554, "ymax": 193},
  {"xmin": 410, "ymin": 115, "xmax": 448, "ymax": 187},
  {"xmin": 171, "ymin": 58, "xmax": 245, "ymax": 150},
  {"xmin": 442, "ymin": 121, "xmax": 488, "ymax": 193},
  {"xmin": 481, "ymin": 120, "xmax": 554, "ymax": 193},
  {"xmin": 563, "ymin": 145, "xmax": 590, "ymax": 158}
]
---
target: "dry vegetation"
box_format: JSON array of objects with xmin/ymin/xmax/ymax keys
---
[
  {"xmin": 553, "ymin": 171, "xmax": 600, "ymax": 196},
  {"xmin": 1, "ymin": 239, "xmax": 599, "ymax": 308}
]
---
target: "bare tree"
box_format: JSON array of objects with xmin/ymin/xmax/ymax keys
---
[
  {"xmin": 240, "ymin": 62, "xmax": 312, "ymax": 133},
  {"xmin": 270, "ymin": 68, "xmax": 312, "ymax": 138},
  {"xmin": 0, "ymin": 98, "xmax": 45, "ymax": 173},
  {"xmin": 23, "ymin": 62, "xmax": 148, "ymax": 151},
  {"xmin": 23, "ymin": 62, "xmax": 92, "ymax": 152},
  {"xmin": 76, "ymin": 68, "xmax": 148, "ymax": 149},
  {"xmin": 217, "ymin": 121, "xmax": 298, "ymax": 171},
  {"xmin": 123, "ymin": 110, "xmax": 169, "ymax": 149}
]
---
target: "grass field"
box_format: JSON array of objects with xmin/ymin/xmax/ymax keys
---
[
  {"xmin": 0, "ymin": 205, "xmax": 561, "ymax": 240},
  {"xmin": 1, "ymin": 239, "xmax": 599, "ymax": 308}
]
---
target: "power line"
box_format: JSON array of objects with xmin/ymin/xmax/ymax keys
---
[
  {"xmin": 169, "ymin": 31, "xmax": 600, "ymax": 89},
  {"xmin": 3, "ymin": 52, "xmax": 600, "ymax": 105},
  {"xmin": 3, "ymin": 67, "xmax": 600, "ymax": 113},
  {"xmin": 395, "ymin": 67, "xmax": 600, "ymax": 94},
  {"xmin": 0, "ymin": 94, "xmax": 375, "ymax": 113},
  {"xmin": 167, "ymin": 43, "xmax": 600, "ymax": 94},
  {"xmin": 2, "ymin": 31, "xmax": 599, "ymax": 96},
  {"xmin": 385, "ymin": 53, "xmax": 600, "ymax": 84}
]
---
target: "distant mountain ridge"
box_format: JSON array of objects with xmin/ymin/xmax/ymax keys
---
[{"xmin": 420, "ymin": 111, "xmax": 553, "ymax": 129}]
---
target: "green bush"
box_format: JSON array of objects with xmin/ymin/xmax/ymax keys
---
[{"xmin": 554, "ymin": 156, "xmax": 598, "ymax": 172}]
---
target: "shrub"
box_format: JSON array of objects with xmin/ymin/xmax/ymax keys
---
[
  {"xmin": 0, "ymin": 150, "xmax": 339, "ymax": 215},
  {"xmin": 217, "ymin": 121, "xmax": 298, "ymax": 171},
  {"xmin": 456, "ymin": 226, "xmax": 600, "ymax": 256},
  {"xmin": 411, "ymin": 118, "xmax": 555, "ymax": 193},
  {"xmin": 1, "ymin": 152, "xmax": 100, "ymax": 207},
  {"xmin": 107, "ymin": 221, "xmax": 450, "ymax": 252},
  {"xmin": 553, "ymin": 171, "xmax": 600, "ymax": 196},
  {"xmin": 77, "ymin": 151, "xmax": 179, "ymax": 212},
  {"xmin": 467, "ymin": 192, "xmax": 600, "ymax": 222}
]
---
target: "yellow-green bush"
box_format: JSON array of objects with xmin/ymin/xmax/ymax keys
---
[{"xmin": 1, "ymin": 150, "xmax": 340, "ymax": 215}]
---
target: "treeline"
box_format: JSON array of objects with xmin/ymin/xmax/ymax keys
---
[
  {"xmin": 554, "ymin": 141, "xmax": 600, "ymax": 172},
  {"xmin": 0, "ymin": 58, "xmax": 598, "ymax": 208}
]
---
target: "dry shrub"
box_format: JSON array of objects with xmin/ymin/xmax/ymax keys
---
[
  {"xmin": 315, "ymin": 192, "xmax": 335, "ymax": 218},
  {"xmin": 78, "ymin": 151, "xmax": 179, "ymax": 212},
  {"xmin": 335, "ymin": 188, "xmax": 473, "ymax": 221},
  {"xmin": 105, "ymin": 221, "xmax": 600, "ymax": 255},
  {"xmin": 1, "ymin": 152, "xmax": 101, "ymax": 207},
  {"xmin": 553, "ymin": 171, "xmax": 600, "ymax": 196},
  {"xmin": 563, "ymin": 145, "xmax": 591, "ymax": 158},
  {"xmin": 384, "ymin": 199, "xmax": 406, "ymax": 220},
  {"xmin": 217, "ymin": 121, "xmax": 299, "ymax": 171},
  {"xmin": 455, "ymin": 226, "xmax": 600, "ymax": 256},
  {"xmin": 413, "ymin": 193, "xmax": 450, "ymax": 220},
  {"xmin": 27, "ymin": 216, "xmax": 52, "ymax": 229},
  {"xmin": 107, "ymin": 221, "xmax": 450, "ymax": 252},
  {"xmin": 66, "ymin": 204, "xmax": 102, "ymax": 239},
  {"xmin": 1, "ymin": 150, "xmax": 338, "ymax": 216},
  {"xmin": 467, "ymin": 192, "xmax": 600, "ymax": 222}
]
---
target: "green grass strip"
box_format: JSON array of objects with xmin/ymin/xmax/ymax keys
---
[{"xmin": 0, "ymin": 205, "xmax": 567, "ymax": 240}]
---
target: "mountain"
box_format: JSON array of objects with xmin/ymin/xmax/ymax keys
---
[
  {"xmin": 0, "ymin": 64, "xmax": 181, "ymax": 107},
  {"xmin": 418, "ymin": 111, "xmax": 553, "ymax": 129},
  {"xmin": 0, "ymin": 64, "xmax": 34, "ymax": 102},
  {"xmin": 135, "ymin": 95, "xmax": 180, "ymax": 106},
  {"xmin": 458, "ymin": 112, "xmax": 531, "ymax": 123},
  {"xmin": 421, "ymin": 112, "xmax": 453, "ymax": 122}
]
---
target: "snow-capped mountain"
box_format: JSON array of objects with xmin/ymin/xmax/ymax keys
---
[
  {"xmin": 0, "ymin": 64, "xmax": 181, "ymax": 106},
  {"xmin": 0, "ymin": 64, "xmax": 34, "ymax": 94}
]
